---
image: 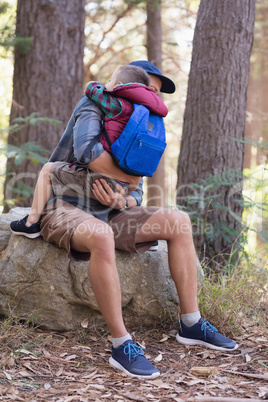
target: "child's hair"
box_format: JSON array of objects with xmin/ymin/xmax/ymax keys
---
[{"xmin": 115, "ymin": 65, "xmax": 150, "ymax": 87}]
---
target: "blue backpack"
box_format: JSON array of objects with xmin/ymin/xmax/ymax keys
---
[{"xmin": 102, "ymin": 103, "xmax": 166, "ymax": 177}]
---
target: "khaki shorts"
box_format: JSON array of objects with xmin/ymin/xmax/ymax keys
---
[
  {"xmin": 50, "ymin": 161, "xmax": 129, "ymax": 200},
  {"xmin": 40, "ymin": 198, "xmax": 160, "ymax": 261}
]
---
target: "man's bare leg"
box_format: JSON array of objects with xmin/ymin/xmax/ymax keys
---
[
  {"xmin": 135, "ymin": 208, "xmax": 198, "ymax": 314},
  {"xmin": 70, "ymin": 218, "xmax": 127, "ymax": 338},
  {"xmin": 70, "ymin": 217, "xmax": 160, "ymax": 378},
  {"xmin": 135, "ymin": 208, "xmax": 238, "ymax": 351}
]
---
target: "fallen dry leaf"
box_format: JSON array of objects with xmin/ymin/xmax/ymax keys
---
[
  {"xmin": 148, "ymin": 379, "xmax": 172, "ymax": 389},
  {"xmin": 191, "ymin": 366, "xmax": 219, "ymax": 377},
  {"xmin": 81, "ymin": 319, "xmax": 89, "ymax": 328},
  {"xmin": 0, "ymin": 315, "xmax": 267, "ymax": 401},
  {"xmin": 56, "ymin": 366, "xmax": 64, "ymax": 377},
  {"xmin": 3, "ymin": 370, "xmax": 12, "ymax": 380},
  {"xmin": 64, "ymin": 354, "xmax": 77, "ymax": 361},
  {"xmin": 18, "ymin": 370, "xmax": 30, "ymax": 377},
  {"xmin": 21, "ymin": 362, "xmax": 39, "ymax": 373},
  {"xmin": 159, "ymin": 334, "xmax": 170, "ymax": 342},
  {"xmin": 154, "ymin": 353, "xmax": 163, "ymax": 362},
  {"xmin": 1, "ymin": 356, "xmax": 15, "ymax": 368},
  {"xmin": 16, "ymin": 349, "xmax": 35, "ymax": 355}
]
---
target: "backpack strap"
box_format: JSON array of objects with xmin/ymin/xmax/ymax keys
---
[
  {"xmin": 69, "ymin": 158, "xmax": 77, "ymax": 168},
  {"xmin": 101, "ymin": 113, "xmax": 113, "ymax": 150}
]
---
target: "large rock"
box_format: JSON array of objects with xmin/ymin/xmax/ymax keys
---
[{"xmin": 0, "ymin": 207, "xmax": 203, "ymax": 331}]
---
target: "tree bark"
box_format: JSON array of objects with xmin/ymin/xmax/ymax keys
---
[
  {"xmin": 146, "ymin": 0, "xmax": 166, "ymax": 207},
  {"xmin": 176, "ymin": 0, "xmax": 256, "ymax": 263},
  {"xmin": 4, "ymin": 0, "xmax": 85, "ymax": 209},
  {"xmin": 245, "ymin": 0, "xmax": 268, "ymax": 168}
]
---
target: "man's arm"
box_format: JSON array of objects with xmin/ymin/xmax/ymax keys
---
[
  {"xmin": 89, "ymin": 151, "xmax": 141, "ymax": 186},
  {"xmin": 73, "ymin": 100, "xmax": 104, "ymax": 166}
]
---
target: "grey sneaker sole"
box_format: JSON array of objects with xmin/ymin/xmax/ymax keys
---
[
  {"xmin": 109, "ymin": 357, "xmax": 160, "ymax": 379},
  {"xmin": 176, "ymin": 333, "xmax": 238, "ymax": 351},
  {"xmin": 11, "ymin": 229, "xmax": 41, "ymax": 239}
]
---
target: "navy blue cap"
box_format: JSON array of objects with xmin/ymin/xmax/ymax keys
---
[{"xmin": 129, "ymin": 60, "xmax": 175, "ymax": 94}]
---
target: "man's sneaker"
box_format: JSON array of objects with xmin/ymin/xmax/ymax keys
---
[
  {"xmin": 148, "ymin": 241, "xmax": 159, "ymax": 251},
  {"xmin": 109, "ymin": 340, "xmax": 160, "ymax": 379},
  {"xmin": 176, "ymin": 318, "xmax": 238, "ymax": 351},
  {"xmin": 10, "ymin": 215, "xmax": 41, "ymax": 239}
]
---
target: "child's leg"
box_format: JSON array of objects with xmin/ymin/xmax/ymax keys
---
[{"xmin": 26, "ymin": 162, "xmax": 54, "ymax": 226}]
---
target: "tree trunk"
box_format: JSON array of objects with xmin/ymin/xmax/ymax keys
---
[
  {"xmin": 146, "ymin": 0, "xmax": 166, "ymax": 207},
  {"xmin": 4, "ymin": 0, "xmax": 85, "ymax": 209},
  {"xmin": 245, "ymin": 0, "xmax": 268, "ymax": 168},
  {"xmin": 244, "ymin": 0, "xmax": 268, "ymax": 254},
  {"xmin": 176, "ymin": 0, "xmax": 256, "ymax": 264}
]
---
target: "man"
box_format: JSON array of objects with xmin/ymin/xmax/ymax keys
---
[{"xmin": 40, "ymin": 61, "xmax": 238, "ymax": 379}]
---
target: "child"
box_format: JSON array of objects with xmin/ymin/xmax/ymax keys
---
[{"xmin": 10, "ymin": 65, "xmax": 168, "ymax": 238}]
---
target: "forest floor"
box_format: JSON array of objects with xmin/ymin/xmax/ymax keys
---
[{"xmin": 0, "ymin": 304, "xmax": 267, "ymax": 402}]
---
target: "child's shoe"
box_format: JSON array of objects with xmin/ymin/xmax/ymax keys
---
[{"xmin": 10, "ymin": 215, "xmax": 41, "ymax": 239}]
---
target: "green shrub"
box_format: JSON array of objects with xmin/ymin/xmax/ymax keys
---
[{"xmin": 198, "ymin": 258, "xmax": 268, "ymax": 337}]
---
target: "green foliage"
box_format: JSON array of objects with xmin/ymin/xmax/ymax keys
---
[
  {"xmin": 0, "ymin": 0, "xmax": 16, "ymax": 57},
  {"xmin": 4, "ymin": 177, "xmax": 36, "ymax": 209},
  {"xmin": 0, "ymin": 112, "xmax": 62, "ymax": 135},
  {"xmin": 0, "ymin": 1, "xmax": 33, "ymax": 57},
  {"xmin": 6, "ymin": 181, "xmax": 34, "ymax": 199},
  {"xmin": 1, "ymin": 142, "xmax": 49, "ymax": 166},
  {"xmin": 177, "ymin": 168, "xmax": 246, "ymax": 251},
  {"xmin": 1, "ymin": 114, "xmax": 62, "ymax": 209},
  {"xmin": 3, "ymin": 35, "xmax": 33, "ymax": 54},
  {"xmin": 177, "ymin": 150, "xmax": 268, "ymax": 264},
  {"xmin": 0, "ymin": 1, "xmax": 8, "ymax": 13},
  {"xmin": 198, "ymin": 259, "xmax": 268, "ymax": 337},
  {"xmin": 243, "ymin": 165, "xmax": 268, "ymax": 250},
  {"xmin": 123, "ymin": 0, "xmax": 144, "ymax": 5},
  {"xmin": 234, "ymin": 137, "xmax": 268, "ymax": 163}
]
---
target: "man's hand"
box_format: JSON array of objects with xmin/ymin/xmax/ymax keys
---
[{"xmin": 92, "ymin": 179, "xmax": 126, "ymax": 210}]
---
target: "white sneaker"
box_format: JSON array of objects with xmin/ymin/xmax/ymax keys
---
[{"xmin": 148, "ymin": 241, "xmax": 158, "ymax": 251}]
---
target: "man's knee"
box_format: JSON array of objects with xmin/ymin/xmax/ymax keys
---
[
  {"xmin": 91, "ymin": 224, "xmax": 114, "ymax": 243},
  {"xmin": 162, "ymin": 209, "xmax": 192, "ymax": 236},
  {"xmin": 88, "ymin": 223, "xmax": 115, "ymax": 253},
  {"xmin": 72, "ymin": 219, "xmax": 115, "ymax": 253}
]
